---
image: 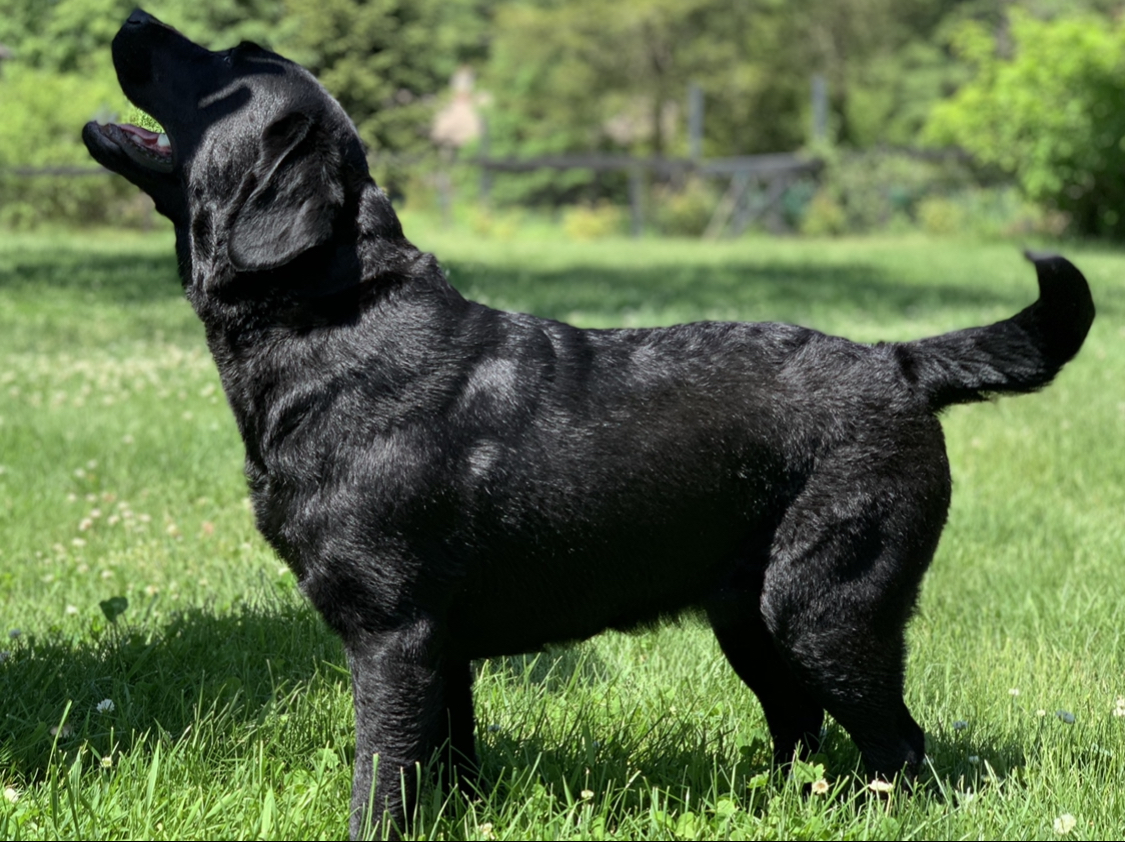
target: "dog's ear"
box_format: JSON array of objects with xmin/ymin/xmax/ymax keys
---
[{"xmin": 227, "ymin": 111, "xmax": 344, "ymax": 273}]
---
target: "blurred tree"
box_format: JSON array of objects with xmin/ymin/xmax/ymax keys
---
[
  {"xmin": 926, "ymin": 11, "xmax": 1125, "ymax": 237},
  {"xmin": 0, "ymin": 62, "xmax": 139, "ymax": 226},
  {"xmin": 0, "ymin": 0, "xmax": 293, "ymax": 226},
  {"xmin": 484, "ymin": 0, "xmax": 773, "ymax": 161},
  {"xmin": 0, "ymin": 0, "xmax": 495, "ymax": 163},
  {"xmin": 5, "ymin": 0, "xmax": 1125, "ymax": 231},
  {"xmin": 0, "ymin": 0, "xmax": 285, "ymax": 75},
  {"xmin": 481, "ymin": 0, "xmax": 978, "ymax": 163},
  {"xmin": 790, "ymin": 0, "xmax": 972, "ymax": 148},
  {"xmin": 277, "ymin": 0, "xmax": 496, "ymax": 166}
]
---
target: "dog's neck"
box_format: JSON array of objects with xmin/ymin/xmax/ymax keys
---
[
  {"xmin": 180, "ymin": 173, "xmax": 466, "ymax": 469},
  {"xmin": 178, "ymin": 175, "xmax": 446, "ymax": 325}
]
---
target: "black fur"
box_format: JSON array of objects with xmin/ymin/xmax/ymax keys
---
[{"xmin": 85, "ymin": 10, "xmax": 1095, "ymax": 839}]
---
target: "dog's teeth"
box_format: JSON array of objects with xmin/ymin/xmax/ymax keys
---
[{"xmin": 156, "ymin": 133, "xmax": 171, "ymax": 148}]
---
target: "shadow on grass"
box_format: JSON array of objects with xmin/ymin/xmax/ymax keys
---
[
  {"xmin": 463, "ymin": 722, "xmax": 1033, "ymax": 828},
  {"xmin": 0, "ymin": 596, "xmax": 1035, "ymax": 817},
  {"xmin": 0, "ymin": 240, "xmax": 1052, "ymax": 327},
  {"xmin": 491, "ymin": 646, "xmax": 610, "ymax": 692},
  {"xmin": 445, "ymin": 258, "xmax": 1039, "ymax": 330},
  {"xmin": 0, "ymin": 250, "xmax": 184, "ymax": 305},
  {"xmin": 0, "ymin": 600, "xmax": 346, "ymax": 778}
]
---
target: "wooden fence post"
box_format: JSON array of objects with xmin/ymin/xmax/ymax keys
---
[{"xmin": 629, "ymin": 166, "xmax": 644, "ymax": 238}]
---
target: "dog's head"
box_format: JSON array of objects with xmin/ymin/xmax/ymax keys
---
[{"xmin": 84, "ymin": 9, "xmax": 372, "ymax": 275}]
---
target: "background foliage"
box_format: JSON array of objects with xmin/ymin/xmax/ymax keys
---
[
  {"xmin": 5, "ymin": 0, "xmax": 1125, "ymax": 236},
  {"xmin": 926, "ymin": 10, "xmax": 1125, "ymax": 238}
]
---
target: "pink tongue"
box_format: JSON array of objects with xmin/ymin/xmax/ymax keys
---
[{"xmin": 119, "ymin": 124, "xmax": 162, "ymax": 146}]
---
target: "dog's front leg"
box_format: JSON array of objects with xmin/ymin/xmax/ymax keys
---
[{"xmin": 346, "ymin": 620, "xmax": 447, "ymax": 841}]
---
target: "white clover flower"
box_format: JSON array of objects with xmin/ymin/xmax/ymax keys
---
[
  {"xmin": 967, "ymin": 755, "xmax": 980, "ymax": 765},
  {"xmin": 867, "ymin": 779, "xmax": 894, "ymax": 793},
  {"xmin": 811, "ymin": 778, "xmax": 830, "ymax": 796},
  {"xmin": 65, "ymin": 605, "xmax": 78, "ymax": 616},
  {"xmin": 96, "ymin": 698, "xmax": 115, "ymax": 714},
  {"xmin": 580, "ymin": 789, "xmax": 594, "ymax": 800},
  {"xmin": 3, "ymin": 786, "xmax": 17, "ymax": 803},
  {"xmin": 953, "ymin": 720, "xmax": 968, "ymax": 731},
  {"xmin": 0, "ymin": 651, "xmax": 9, "ymax": 663},
  {"xmin": 1056, "ymin": 710, "xmax": 1076, "ymax": 724},
  {"xmin": 100, "ymin": 756, "xmax": 113, "ymax": 769},
  {"xmin": 1009, "ymin": 688, "xmax": 1020, "ymax": 696},
  {"xmin": 8, "ymin": 629, "xmax": 19, "ymax": 640},
  {"xmin": 1053, "ymin": 813, "xmax": 1077, "ymax": 834}
]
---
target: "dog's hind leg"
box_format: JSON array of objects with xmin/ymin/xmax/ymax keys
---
[
  {"xmin": 758, "ymin": 442, "xmax": 949, "ymax": 781},
  {"xmin": 708, "ymin": 604, "xmax": 826, "ymax": 766},
  {"xmin": 761, "ymin": 556, "xmax": 929, "ymax": 779}
]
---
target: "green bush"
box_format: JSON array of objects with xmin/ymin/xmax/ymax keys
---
[
  {"xmin": 799, "ymin": 191, "xmax": 848, "ymax": 237},
  {"xmin": 651, "ymin": 178, "xmax": 719, "ymax": 237},
  {"xmin": 916, "ymin": 195, "xmax": 965, "ymax": 236},
  {"xmin": 926, "ymin": 12, "xmax": 1125, "ymax": 238},
  {"xmin": 561, "ymin": 203, "xmax": 627, "ymax": 240},
  {"xmin": 801, "ymin": 149, "xmax": 978, "ymax": 235},
  {"xmin": 796, "ymin": 147, "xmax": 1061, "ymax": 240},
  {"xmin": 0, "ymin": 65, "xmax": 141, "ymax": 228},
  {"xmin": 924, "ymin": 187, "xmax": 1068, "ymax": 239}
]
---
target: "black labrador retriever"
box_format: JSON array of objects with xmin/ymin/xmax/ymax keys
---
[{"xmin": 85, "ymin": 9, "xmax": 1094, "ymax": 839}]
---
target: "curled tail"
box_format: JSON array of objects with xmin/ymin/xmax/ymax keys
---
[{"xmin": 899, "ymin": 252, "xmax": 1095, "ymax": 412}]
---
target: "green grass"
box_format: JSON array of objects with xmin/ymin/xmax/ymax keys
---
[{"xmin": 1, "ymin": 224, "xmax": 1123, "ymax": 839}]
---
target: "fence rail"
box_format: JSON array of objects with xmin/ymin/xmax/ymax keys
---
[
  {"xmin": 2, "ymin": 166, "xmax": 113, "ymax": 176},
  {"xmin": 473, "ymin": 152, "xmax": 822, "ymax": 237},
  {"xmin": 5, "ymin": 151, "xmax": 827, "ymax": 238}
]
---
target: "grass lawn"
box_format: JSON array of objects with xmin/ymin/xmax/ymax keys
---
[{"xmin": 1, "ymin": 223, "xmax": 1123, "ymax": 839}]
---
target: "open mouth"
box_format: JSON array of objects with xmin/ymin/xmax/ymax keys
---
[{"xmin": 92, "ymin": 120, "xmax": 175, "ymax": 173}]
